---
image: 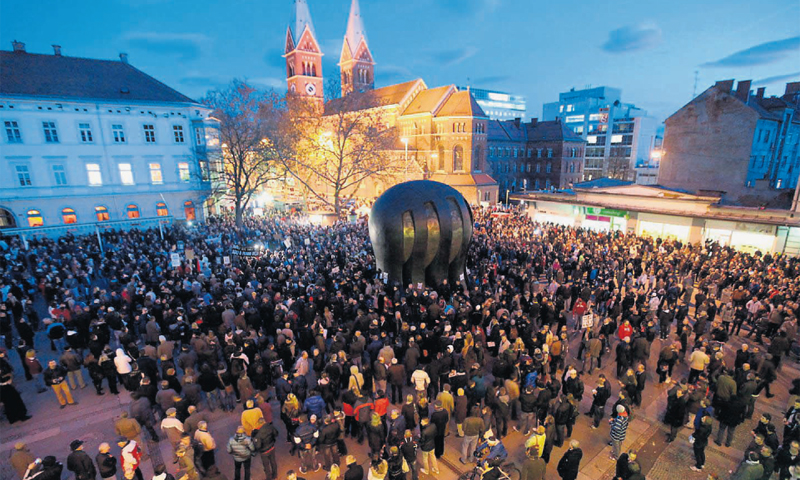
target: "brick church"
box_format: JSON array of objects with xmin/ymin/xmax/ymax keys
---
[{"xmin": 283, "ymin": 0, "xmax": 499, "ymax": 205}]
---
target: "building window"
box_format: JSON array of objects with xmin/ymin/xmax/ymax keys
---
[
  {"xmin": 119, "ymin": 163, "xmax": 134, "ymax": 185},
  {"xmin": 52, "ymin": 164, "xmax": 67, "ymax": 185},
  {"xmin": 4, "ymin": 120, "xmax": 21, "ymax": 143},
  {"xmin": 184, "ymin": 201, "xmax": 196, "ymax": 220},
  {"xmin": 126, "ymin": 204, "xmax": 140, "ymax": 219},
  {"xmin": 143, "ymin": 124, "xmax": 156, "ymax": 143},
  {"xmin": 79, "ymin": 123, "xmax": 93, "ymax": 142},
  {"xmin": 15, "ymin": 165, "xmax": 32, "ymax": 186},
  {"xmin": 156, "ymin": 202, "xmax": 169, "ymax": 217},
  {"xmin": 453, "ymin": 145, "xmax": 464, "ymax": 171},
  {"xmin": 62, "ymin": 208, "xmax": 77, "ymax": 224},
  {"xmin": 173, "ymin": 125, "xmax": 185, "ymax": 143},
  {"xmin": 545, "ymin": 179, "xmax": 551, "ymax": 189},
  {"xmin": 0, "ymin": 208, "xmax": 16, "ymax": 228},
  {"xmin": 536, "ymin": 149, "xmax": 542, "ymax": 158},
  {"xmin": 527, "ymin": 149, "xmax": 532, "ymax": 158},
  {"xmin": 27, "ymin": 209, "xmax": 43, "ymax": 227},
  {"xmin": 95, "ymin": 206, "xmax": 110, "ymax": 222},
  {"xmin": 438, "ymin": 145, "xmax": 445, "ymax": 170},
  {"xmin": 546, "ymin": 162, "xmax": 552, "ymax": 173},
  {"xmin": 535, "ymin": 163, "xmax": 540, "ymax": 173},
  {"xmin": 194, "ymin": 127, "xmax": 204, "ymax": 146},
  {"xmin": 43, "ymin": 121, "xmax": 59, "ymax": 143},
  {"xmin": 149, "ymin": 163, "xmax": 163, "ymax": 184},
  {"xmin": 86, "ymin": 163, "xmax": 102, "ymax": 186},
  {"xmin": 547, "ymin": 148, "xmax": 553, "ymax": 158},
  {"xmin": 513, "ymin": 148, "xmax": 518, "ymax": 158},
  {"xmin": 178, "ymin": 162, "xmax": 191, "ymax": 182},
  {"xmin": 112, "ymin": 124, "xmax": 126, "ymax": 143}
]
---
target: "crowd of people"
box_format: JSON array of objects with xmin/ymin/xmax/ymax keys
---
[{"xmin": 2, "ymin": 206, "xmax": 800, "ymax": 480}]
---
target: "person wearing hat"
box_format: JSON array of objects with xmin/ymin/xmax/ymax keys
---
[
  {"xmin": 25, "ymin": 456, "xmax": 63, "ymax": 480},
  {"xmin": 67, "ymin": 440, "xmax": 96, "ymax": 480},
  {"xmin": 161, "ymin": 408, "xmax": 185, "ymax": 462},
  {"xmin": 344, "ymin": 456, "xmax": 364, "ymax": 480},
  {"xmin": 241, "ymin": 399, "xmax": 264, "ymax": 436},
  {"xmin": 227, "ymin": 425, "xmax": 255, "ymax": 480},
  {"xmin": 10, "ymin": 442, "xmax": 35, "ymax": 479},
  {"xmin": 96, "ymin": 443, "xmax": 117, "ymax": 480}
]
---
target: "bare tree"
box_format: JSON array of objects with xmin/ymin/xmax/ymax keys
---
[
  {"xmin": 275, "ymin": 91, "xmax": 399, "ymax": 216},
  {"xmin": 202, "ymin": 80, "xmax": 283, "ymax": 227}
]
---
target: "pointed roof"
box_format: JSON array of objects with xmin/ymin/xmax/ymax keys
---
[
  {"xmin": 402, "ymin": 85, "xmax": 453, "ymax": 116},
  {"xmin": 343, "ymin": 0, "xmax": 367, "ymax": 57},
  {"xmin": 289, "ymin": 0, "xmax": 316, "ymax": 43},
  {"xmin": 436, "ymin": 89, "xmax": 486, "ymax": 117}
]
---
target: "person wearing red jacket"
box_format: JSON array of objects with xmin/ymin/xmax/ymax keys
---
[
  {"xmin": 116, "ymin": 437, "xmax": 143, "ymax": 480},
  {"xmin": 373, "ymin": 390, "xmax": 390, "ymax": 429},
  {"xmin": 617, "ymin": 321, "xmax": 634, "ymax": 342}
]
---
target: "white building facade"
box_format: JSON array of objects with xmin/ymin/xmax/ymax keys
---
[{"xmin": 0, "ymin": 43, "xmax": 219, "ymax": 230}]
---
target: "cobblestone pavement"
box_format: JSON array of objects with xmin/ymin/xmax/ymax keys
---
[{"xmin": 1, "ymin": 303, "xmax": 796, "ymax": 480}]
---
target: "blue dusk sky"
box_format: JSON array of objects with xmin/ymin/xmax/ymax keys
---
[{"xmin": 1, "ymin": 0, "xmax": 799, "ymax": 122}]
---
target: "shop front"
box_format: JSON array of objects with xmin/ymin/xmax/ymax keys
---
[
  {"xmin": 636, "ymin": 213, "xmax": 693, "ymax": 242},
  {"xmin": 704, "ymin": 220, "xmax": 777, "ymax": 254},
  {"xmin": 581, "ymin": 207, "xmax": 628, "ymax": 232},
  {"xmin": 527, "ymin": 201, "xmax": 578, "ymax": 226}
]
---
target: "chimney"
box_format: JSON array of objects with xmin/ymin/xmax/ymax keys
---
[
  {"xmin": 514, "ymin": 118, "xmax": 521, "ymax": 127},
  {"xmin": 714, "ymin": 79, "xmax": 735, "ymax": 93},
  {"xmin": 786, "ymin": 82, "xmax": 800, "ymax": 96},
  {"xmin": 52, "ymin": 45, "xmax": 61, "ymax": 56},
  {"xmin": 735, "ymin": 80, "xmax": 752, "ymax": 101},
  {"xmin": 119, "ymin": 53, "xmax": 128, "ymax": 64},
  {"xmin": 756, "ymin": 87, "xmax": 766, "ymax": 100},
  {"xmin": 11, "ymin": 40, "xmax": 25, "ymax": 53},
  {"xmin": 530, "ymin": 118, "xmax": 538, "ymax": 126}
]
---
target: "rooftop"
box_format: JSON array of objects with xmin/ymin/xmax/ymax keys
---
[{"xmin": 0, "ymin": 50, "xmax": 197, "ymax": 104}]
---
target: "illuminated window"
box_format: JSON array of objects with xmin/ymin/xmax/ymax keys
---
[
  {"xmin": 149, "ymin": 163, "xmax": 163, "ymax": 184},
  {"xmin": 126, "ymin": 204, "xmax": 140, "ymax": 219},
  {"xmin": 184, "ymin": 201, "xmax": 196, "ymax": 221},
  {"xmin": 565, "ymin": 115, "xmax": 584, "ymax": 123},
  {"xmin": 62, "ymin": 207, "xmax": 77, "ymax": 224},
  {"xmin": 156, "ymin": 202, "xmax": 169, "ymax": 216},
  {"xmin": 178, "ymin": 162, "xmax": 190, "ymax": 182},
  {"xmin": 611, "ymin": 134, "xmax": 623, "ymax": 144},
  {"xmin": 95, "ymin": 206, "xmax": 109, "ymax": 222},
  {"xmin": 87, "ymin": 163, "xmax": 102, "ymax": 186},
  {"xmin": 0, "ymin": 208, "xmax": 16, "ymax": 228},
  {"xmin": 27, "ymin": 209, "xmax": 43, "ymax": 227},
  {"xmin": 119, "ymin": 163, "xmax": 134, "ymax": 185}
]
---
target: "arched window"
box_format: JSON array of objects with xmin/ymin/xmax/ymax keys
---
[
  {"xmin": 62, "ymin": 208, "xmax": 77, "ymax": 224},
  {"xmin": 312, "ymin": 63, "xmax": 317, "ymax": 77},
  {"xmin": 156, "ymin": 202, "xmax": 169, "ymax": 217},
  {"xmin": 27, "ymin": 209, "xmax": 43, "ymax": 227},
  {"xmin": 438, "ymin": 145, "xmax": 445, "ymax": 171},
  {"xmin": 453, "ymin": 145, "xmax": 464, "ymax": 171},
  {"xmin": 184, "ymin": 201, "xmax": 196, "ymax": 221},
  {"xmin": 95, "ymin": 206, "xmax": 109, "ymax": 222},
  {"xmin": 126, "ymin": 204, "xmax": 140, "ymax": 219},
  {"xmin": 473, "ymin": 146, "xmax": 483, "ymax": 172},
  {"xmin": 0, "ymin": 208, "xmax": 16, "ymax": 228}
]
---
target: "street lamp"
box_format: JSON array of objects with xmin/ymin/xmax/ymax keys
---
[{"xmin": 401, "ymin": 137, "xmax": 409, "ymax": 181}]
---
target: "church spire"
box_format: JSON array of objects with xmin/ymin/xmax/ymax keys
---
[
  {"xmin": 285, "ymin": 0, "xmax": 323, "ymax": 104},
  {"xmin": 339, "ymin": 0, "xmax": 374, "ymax": 96}
]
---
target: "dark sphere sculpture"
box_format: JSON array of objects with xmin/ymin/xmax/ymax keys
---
[{"xmin": 369, "ymin": 180, "xmax": 473, "ymax": 288}]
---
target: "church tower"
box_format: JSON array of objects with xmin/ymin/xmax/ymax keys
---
[
  {"xmin": 339, "ymin": 0, "xmax": 374, "ymax": 96},
  {"xmin": 284, "ymin": 0, "xmax": 323, "ymax": 104}
]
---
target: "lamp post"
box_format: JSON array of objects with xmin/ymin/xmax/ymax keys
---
[{"xmin": 401, "ymin": 137, "xmax": 409, "ymax": 181}]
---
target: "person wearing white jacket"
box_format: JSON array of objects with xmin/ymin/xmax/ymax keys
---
[{"xmin": 115, "ymin": 348, "xmax": 132, "ymax": 390}]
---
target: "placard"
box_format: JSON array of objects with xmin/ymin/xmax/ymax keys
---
[
  {"xmin": 170, "ymin": 253, "xmax": 181, "ymax": 267},
  {"xmin": 284, "ymin": 238, "xmax": 292, "ymax": 248},
  {"xmin": 304, "ymin": 238, "xmax": 311, "ymax": 246},
  {"xmin": 223, "ymin": 256, "xmax": 231, "ymax": 265},
  {"xmin": 185, "ymin": 248, "xmax": 195, "ymax": 261},
  {"xmin": 581, "ymin": 312, "xmax": 594, "ymax": 329}
]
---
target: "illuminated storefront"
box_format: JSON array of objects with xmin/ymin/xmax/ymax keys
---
[{"xmin": 581, "ymin": 207, "xmax": 627, "ymax": 232}]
